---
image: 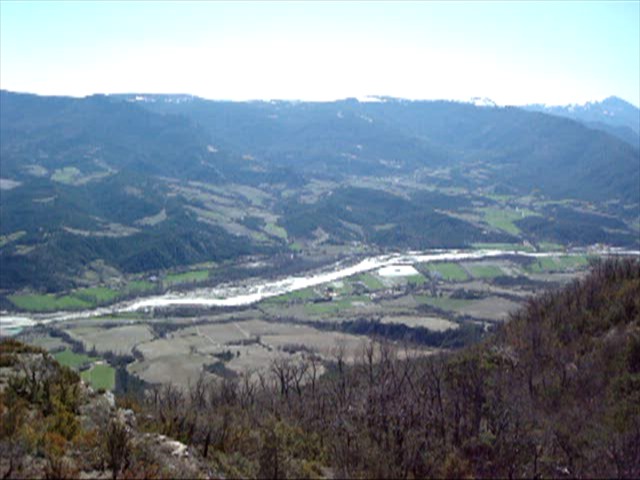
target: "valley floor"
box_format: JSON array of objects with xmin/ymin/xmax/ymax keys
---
[{"xmin": 6, "ymin": 246, "xmax": 629, "ymax": 392}]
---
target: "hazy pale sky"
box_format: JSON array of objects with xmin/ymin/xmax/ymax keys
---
[{"xmin": 1, "ymin": 0, "xmax": 639, "ymax": 106}]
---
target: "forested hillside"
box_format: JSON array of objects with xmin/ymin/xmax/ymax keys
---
[
  {"xmin": 1, "ymin": 91, "xmax": 638, "ymax": 295},
  {"xmin": 131, "ymin": 95, "xmax": 640, "ymax": 203}
]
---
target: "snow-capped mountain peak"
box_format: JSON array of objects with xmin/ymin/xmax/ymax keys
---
[{"xmin": 468, "ymin": 97, "xmax": 497, "ymax": 107}]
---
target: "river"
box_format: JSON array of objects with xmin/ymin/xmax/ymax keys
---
[{"xmin": 1, "ymin": 246, "xmax": 638, "ymax": 332}]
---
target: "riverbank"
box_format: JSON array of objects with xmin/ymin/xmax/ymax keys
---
[{"xmin": 1, "ymin": 246, "xmax": 638, "ymax": 331}]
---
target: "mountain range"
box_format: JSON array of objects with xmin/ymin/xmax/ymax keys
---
[
  {"xmin": 1, "ymin": 90, "xmax": 638, "ymax": 293},
  {"xmin": 523, "ymin": 96, "xmax": 640, "ymax": 148}
]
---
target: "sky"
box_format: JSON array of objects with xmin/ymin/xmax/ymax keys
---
[{"xmin": 1, "ymin": 1, "xmax": 639, "ymax": 106}]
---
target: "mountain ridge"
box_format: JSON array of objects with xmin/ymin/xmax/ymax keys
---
[
  {"xmin": 1, "ymin": 90, "xmax": 638, "ymax": 293},
  {"xmin": 523, "ymin": 95, "xmax": 640, "ymax": 147}
]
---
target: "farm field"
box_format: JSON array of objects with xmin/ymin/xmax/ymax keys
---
[
  {"xmin": 8, "ymin": 283, "xmax": 150, "ymax": 312},
  {"xmin": 190, "ymin": 318, "xmax": 369, "ymax": 359},
  {"xmin": 406, "ymin": 274, "xmax": 427, "ymax": 285},
  {"xmin": 127, "ymin": 318, "xmax": 371, "ymax": 388},
  {"xmin": 351, "ymin": 272, "xmax": 385, "ymax": 290},
  {"xmin": 81, "ymin": 363, "xmax": 116, "ymax": 391},
  {"xmin": 458, "ymin": 279, "xmax": 531, "ymax": 299},
  {"xmin": 527, "ymin": 270, "xmax": 590, "ymax": 284},
  {"xmin": 414, "ymin": 294, "xmax": 475, "ymax": 312},
  {"xmin": 126, "ymin": 280, "xmax": 156, "ymax": 293},
  {"xmin": 472, "ymin": 242, "xmax": 535, "ymax": 252},
  {"xmin": 265, "ymin": 222, "xmax": 288, "ymax": 240},
  {"xmin": 456, "ymin": 296, "xmax": 522, "ymax": 321},
  {"xmin": 11, "ymin": 249, "xmax": 599, "ymax": 392},
  {"xmin": 7, "ymin": 266, "xmax": 213, "ymax": 315},
  {"xmin": 266, "ymin": 287, "xmax": 319, "ymax": 303},
  {"xmin": 379, "ymin": 315, "xmax": 459, "ymax": 331},
  {"xmin": 261, "ymin": 328, "xmax": 368, "ymax": 361},
  {"xmin": 479, "ymin": 207, "xmax": 539, "ymax": 235},
  {"xmin": 17, "ymin": 331, "xmax": 68, "ymax": 351},
  {"xmin": 527, "ymin": 255, "xmax": 589, "ymax": 272},
  {"xmin": 165, "ymin": 269, "xmax": 210, "ymax": 285},
  {"xmin": 64, "ymin": 324, "xmax": 154, "ymax": 355},
  {"xmin": 8, "ymin": 293, "xmax": 92, "ymax": 312},
  {"xmin": 73, "ymin": 287, "xmax": 120, "ymax": 303},
  {"xmin": 54, "ymin": 348, "xmax": 99, "ymax": 369},
  {"xmin": 422, "ymin": 262, "xmax": 469, "ymax": 281},
  {"xmin": 304, "ymin": 296, "xmax": 372, "ymax": 315},
  {"xmin": 537, "ymin": 242, "xmax": 565, "ymax": 252},
  {"xmin": 51, "ymin": 166, "xmax": 81, "ymax": 184},
  {"xmin": 466, "ymin": 264, "xmax": 504, "ymax": 279},
  {"xmin": 129, "ymin": 352, "xmax": 213, "ymax": 388}
]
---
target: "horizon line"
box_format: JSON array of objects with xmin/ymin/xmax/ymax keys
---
[{"xmin": 1, "ymin": 89, "xmax": 638, "ymax": 109}]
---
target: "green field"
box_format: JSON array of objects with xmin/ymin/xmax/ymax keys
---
[
  {"xmin": 95, "ymin": 312, "xmax": 146, "ymax": 321},
  {"xmin": 8, "ymin": 293, "xmax": 92, "ymax": 312},
  {"xmin": 54, "ymin": 349, "xmax": 99, "ymax": 369},
  {"xmin": 351, "ymin": 273, "xmax": 384, "ymax": 290},
  {"xmin": 7, "ymin": 279, "xmax": 161, "ymax": 312},
  {"xmin": 267, "ymin": 287, "xmax": 318, "ymax": 303},
  {"xmin": 126, "ymin": 280, "xmax": 156, "ymax": 292},
  {"xmin": 471, "ymin": 243, "xmax": 534, "ymax": 252},
  {"xmin": 472, "ymin": 242, "xmax": 536, "ymax": 253},
  {"xmin": 51, "ymin": 166, "xmax": 82, "ymax": 184},
  {"xmin": 528, "ymin": 257, "xmax": 557, "ymax": 272},
  {"xmin": 555, "ymin": 256, "xmax": 588, "ymax": 270},
  {"xmin": 288, "ymin": 241, "xmax": 303, "ymax": 251},
  {"xmin": 528, "ymin": 255, "xmax": 589, "ymax": 273},
  {"xmin": 304, "ymin": 295, "xmax": 369, "ymax": 315},
  {"xmin": 265, "ymin": 222, "xmax": 288, "ymax": 240},
  {"xmin": 8, "ymin": 286, "xmax": 120, "ymax": 312},
  {"xmin": 537, "ymin": 242, "xmax": 565, "ymax": 252},
  {"xmin": 414, "ymin": 295, "xmax": 474, "ymax": 311},
  {"xmin": 406, "ymin": 274, "xmax": 427, "ymax": 285},
  {"xmin": 486, "ymin": 193, "xmax": 515, "ymax": 202},
  {"xmin": 81, "ymin": 364, "xmax": 116, "ymax": 391},
  {"xmin": 329, "ymin": 281, "xmax": 354, "ymax": 295},
  {"xmin": 251, "ymin": 231, "xmax": 270, "ymax": 242},
  {"xmin": 479, "ymin": 207, "xmax": 539, "ymax": 236},
  {"xmin": 468, "ymin": 265, "xmax": 504, "ymax": 278},
  {"xmin": 425, "ymin": 263, "xmax": 469, "ymax": 282},
  {"xmin": 74, "ymin": 287, "xmax": 120, "ymax": 303},
  {"xmin": 165, "ymin": 269, "xmax": 210, "ymax": 285}
]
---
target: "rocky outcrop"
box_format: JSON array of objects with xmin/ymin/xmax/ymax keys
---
[{"xmin": 0, "ymin": 340, "xmax": 220, "ymax": 479}]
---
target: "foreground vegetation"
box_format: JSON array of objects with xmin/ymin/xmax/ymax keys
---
[
  {"xmin": 2, "ymin": 258, "xmax": 638, "ymax": 478},
  {"xmin": 121, "ymin": 258, "xmax": 638, "ymax": 478},
  {"xmin": 80, "ymin": 364, "xmax": 115, "ymax": 391},
  {"xmin": 0, "ymin": 339, "xmax": 210, "ymax": 478}
]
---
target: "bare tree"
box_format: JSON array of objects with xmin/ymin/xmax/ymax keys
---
[{"xmin": 105, "ymin": 419, "xmax": 130, "ymax": 480}]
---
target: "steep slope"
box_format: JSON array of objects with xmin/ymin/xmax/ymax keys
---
[{"xmin": 0, "ymin": 339, "xmax": 216, "ymax": 478}]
